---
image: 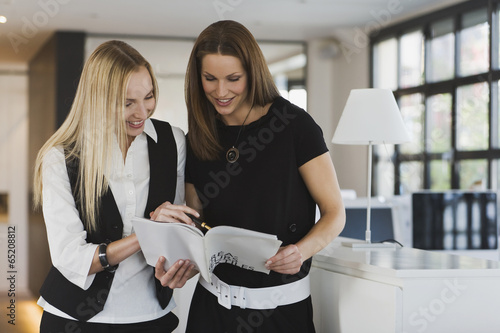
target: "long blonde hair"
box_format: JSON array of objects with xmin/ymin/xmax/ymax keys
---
[
  {"xmin": 33, "ymin": 40, "xmax": 158, "ymax": 233},
  {"xmin": 185, "ymin": 20, "xmax": 280, "ymax": 160}
]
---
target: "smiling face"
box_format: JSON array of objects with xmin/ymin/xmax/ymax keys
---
[
  {"xmin": 201, "ymin": 54, "xmax": 252, "ymax": 125},
  {"xmin": 124, "ymin": 66, "xmax": 155, "ymax": 145}
]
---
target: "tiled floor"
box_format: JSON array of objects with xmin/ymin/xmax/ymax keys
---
[{"xmin": 0, "ymin": 293, "xmax": 42, "ymax": 333}]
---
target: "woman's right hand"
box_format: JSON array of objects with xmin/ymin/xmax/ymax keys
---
[
  {"xmin": 155, "ymin": 256, "xmax": 198, "ymax": 288},
  {"xmin": 149, "ymin": 201, "xmax": 200, "ymax": 226}
]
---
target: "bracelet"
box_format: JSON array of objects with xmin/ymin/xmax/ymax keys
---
[{"xmin": 98, "ymin": 243, "xmax": 117, "ymax": 273}]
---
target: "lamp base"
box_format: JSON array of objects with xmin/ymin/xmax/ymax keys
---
[{"xmin": 341, "ymin": 241, "xmax": 396, "ymax": 249}]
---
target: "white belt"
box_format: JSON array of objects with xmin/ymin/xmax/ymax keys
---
[{"xmin": 199, "ymin": 273, "xmax": 311, "ymax": 310}]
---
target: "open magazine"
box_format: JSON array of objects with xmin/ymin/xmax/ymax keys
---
[{"xmin": 132, "ymin": 217, "xmax": 283, "ymax": 282}]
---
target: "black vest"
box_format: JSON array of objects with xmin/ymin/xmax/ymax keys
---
[{"xmin": 39, "ymin": 119, "xmax": 178, "ymax": 321}]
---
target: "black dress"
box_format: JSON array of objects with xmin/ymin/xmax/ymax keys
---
[{"xmin": 185, "ymin": 97, "xmax": 328, "ymax": 333}]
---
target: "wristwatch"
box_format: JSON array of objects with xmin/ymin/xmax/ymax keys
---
[{"xmin": 98, "ymin": 243, "xmax": 118, "ymax": 273}]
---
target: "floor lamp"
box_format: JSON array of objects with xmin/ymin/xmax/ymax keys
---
[{"xmin": 332, "ymin": 89, "xmax": 410, "ymax": 248}]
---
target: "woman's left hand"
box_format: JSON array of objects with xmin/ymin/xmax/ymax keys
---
[
  {"xmin": 155, "ymin": 256, "xmax": 198, "ymax": 289},
  {"xmin": 265, "ymin": 244, "xmax": 303, "ymax": 275}
]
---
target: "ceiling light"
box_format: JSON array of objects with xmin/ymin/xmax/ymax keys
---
[{"xmin": 0, "ymin": 16, "xmax": 7, "ymax": 24}]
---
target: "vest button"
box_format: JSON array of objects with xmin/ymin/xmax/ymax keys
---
[{"xmin": 289, "ymin": 224, "xmax": 297, "ymax": 233}]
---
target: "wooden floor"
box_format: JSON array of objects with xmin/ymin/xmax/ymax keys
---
[{"xmin": 0, "ymin": 293, "xmax": 42, "ymax": 333}]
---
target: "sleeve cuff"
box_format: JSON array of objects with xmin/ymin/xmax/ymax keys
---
[{"xmin": 55, "ymin": 243, "xmax": 98, "ymax": 290}]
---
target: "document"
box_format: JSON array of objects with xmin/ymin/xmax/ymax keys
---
[{"xmin": 132, "ymin": 217, "xmax": 283, "ymax": 282}]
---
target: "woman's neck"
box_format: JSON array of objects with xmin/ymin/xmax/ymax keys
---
[{"xmin": 221, "ymin": 103, "xmax": 272, "ymax": 126}]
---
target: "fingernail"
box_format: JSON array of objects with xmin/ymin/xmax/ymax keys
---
[{"xmin": 178, "ymin": 260, "xmax": 184, "ymax": 265}]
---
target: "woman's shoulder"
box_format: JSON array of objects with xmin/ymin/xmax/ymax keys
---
[
  {"xmin": 268, "ymin": 97, "xmax": 317, "ymax": 127},
  {"xmin": 149, "ymin": 118, "xmax": 186, "ymax": 139},
  {"xmin": 171, "ymin": 125, "xmax": 185, "ymax": 137},
  {"xmin": 41, "ymin": 145, "xmax": 67, "ymax": 177},
  {"xmin": 270, "ymin": 96, "xmax": 307, "ymax": 114},
  {"xmin": 44, "ymin": 145, "xmax": 65, "ymax": 163}
]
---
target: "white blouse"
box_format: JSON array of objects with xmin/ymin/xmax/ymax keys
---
[{"xmin": 37, "ymin": 119, "xmax": 185, "ymax": 323}]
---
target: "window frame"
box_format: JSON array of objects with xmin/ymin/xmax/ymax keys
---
[{"xmin": 370, "ymin": 0, "xmax": 500, "ymax": 195}]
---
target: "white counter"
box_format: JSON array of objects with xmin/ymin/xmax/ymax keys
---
[{"xmin": 310, "ymin": 238, "xmax": 500, "ymax": 333}]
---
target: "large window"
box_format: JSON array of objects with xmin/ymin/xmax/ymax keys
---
[{"xmin": 371, "ymin": 0, "xmax": 500, "ymax": 197}]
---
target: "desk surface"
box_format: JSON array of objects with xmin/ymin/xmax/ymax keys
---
[{"xmin": 313, "ymin": 238, "xmax": 500, "ymax": 280}]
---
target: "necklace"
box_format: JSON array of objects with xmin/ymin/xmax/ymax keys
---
[{"xmin": 226, "ymin": 106, "xmax": 253, "ymax": 163}]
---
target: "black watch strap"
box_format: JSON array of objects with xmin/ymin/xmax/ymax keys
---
[{"xmin": 98, "ymin": 243, "xmax": 118, "ymax": 273}]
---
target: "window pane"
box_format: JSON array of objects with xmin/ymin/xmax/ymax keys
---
[
  {"xmin": 375, "ymin": 158, "xmax": 394, "ymax": 197},
  {"xmin": 430, "ymin": 160, "xmax": 451, "ymax": 190},
  {"xmin": 456, "ymin": 82, "xmax": 489, "ymax": 151},
  {"xmin": 494, "ymin": 159, "xmax": 500, "ymax": 190},
  {"xmin": 428, "ymin": 19, "xmax": 455, "ymax": 82},
  {"xmin": 426, "ymin": 93, "xmax": 452, "ymax": 153},
  {"xmin": 497, "ymin": 81, "xmax": 500, "ymax": 148},
  {"xmin": 373, "ymin": 38, "xmax": 397, "ymax": 90},
  {"xmin": 498, "ymin": 9, "xmax": 500, "ymax": 69},
  {"xmin": 399, "ymin": 161, "xmax": 423, "ymax": 193},
  {"xmin": 374, "ymin": 143, "xmax": 394, "ymax": 158},
  {"xmin": 459, "ymin": 159, "xmax": 487, "ymax": 189},
  {"xmin": 459, "ymin": 9, "xmax": 489, "ymax": 76},
  {"xmin": 399, "ymin": 93, "xmax": 424, "ymax": 154},
  {"xmin": 289, "ymin": 88, "xmax": 307, "ymax": 111},
  {"xmin": 400, "ymin": 30, "xmax": 424, "ymax": 88}
]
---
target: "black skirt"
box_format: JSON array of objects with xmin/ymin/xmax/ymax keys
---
[
  {"xmin": 185, "ymin": 283, "xmax": 315, "ymax": 333},
  {"xmin": 40, "ymin": 311, "xmax": 178, "ymax": 333}
]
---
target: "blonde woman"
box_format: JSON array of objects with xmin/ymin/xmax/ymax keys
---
[
  {"xmin": 33, "ymin": 40, "xmax": 198, "ymax": 332},
  {"xmin": 155, "ymin": 20, "xmax": 345, "ymax": 332}
]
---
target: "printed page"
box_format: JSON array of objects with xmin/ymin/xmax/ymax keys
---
[
  {"xmin": 206, "ymin": 225, "xmax": 279, "ymax": 240},
  {"xmin": 132, "ymin": 217, "xmax": 210, "ymax": 280},
  {"xmin": 204, "ymin": 226, "xmax": 282, "ymax": 276}
]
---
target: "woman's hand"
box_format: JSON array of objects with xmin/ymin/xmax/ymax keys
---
[
  {"xmin": 265, "ymin": 244, "xmax": 303, "ymax": 275},
  {"xmin": 149, "ymin": 201, "xmax": 200, "ymax": 226},
  {"xmin": 155, "ymin": 256, "xmax": 198, "ymax": 288}
]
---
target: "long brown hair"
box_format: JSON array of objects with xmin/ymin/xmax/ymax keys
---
[
  {"xmin": 185, "ymin": 20, "xmax": 280, "ymax": 161},
  {"xmin": 33, "ymin": 40, "xmax": 158, "ymax": 233}
]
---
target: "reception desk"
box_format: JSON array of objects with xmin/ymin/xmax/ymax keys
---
[{"xmin": 310, "ymin": 238, "xmax": 500, "ymax": 333}]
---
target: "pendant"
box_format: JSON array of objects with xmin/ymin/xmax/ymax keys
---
[{"xmin": 226, "ymin": 147, "xmax": 239, "ymax": 163}]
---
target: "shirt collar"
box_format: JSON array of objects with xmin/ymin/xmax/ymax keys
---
[{"xmin": 143, "ymin": 118, "xmax": 158, "ymax": 143}]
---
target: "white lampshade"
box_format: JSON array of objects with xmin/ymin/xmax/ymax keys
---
[{"xmin": 332, "ymin": 88, "xmax": 410, "ymax": 145}]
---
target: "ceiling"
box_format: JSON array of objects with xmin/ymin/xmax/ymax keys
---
[{"xmin": 0, "ymin": 0, "xmax": 466, "ymax": 67}]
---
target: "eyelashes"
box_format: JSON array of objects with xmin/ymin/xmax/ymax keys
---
[
  {"xmin": 203, "ymin": 75, "xmax": 241, "ymax": 82},
  {"xmin": 125, "ymin": 93, "xmax": 154, "ymax": 107}
]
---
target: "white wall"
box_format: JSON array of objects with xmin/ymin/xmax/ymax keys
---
[
  {"xmin": 306, "ymin": 30, "xmax": 371, "ymax": 198},
  {"xmin": 0, "ymin": 72, "xmax": 29, "ymax": 293}
]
